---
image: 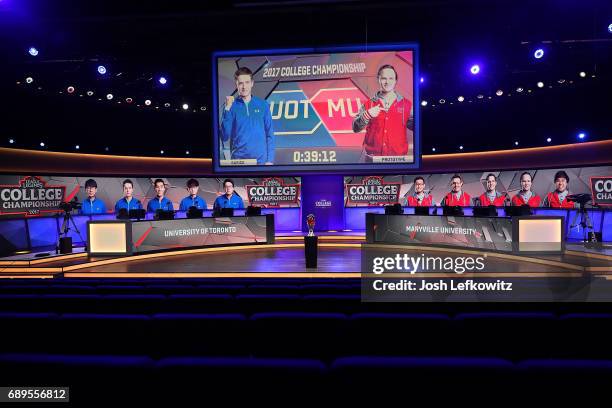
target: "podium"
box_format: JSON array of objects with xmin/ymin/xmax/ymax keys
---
[{"xmin": 304, "ymin": 236, "xmax": 318, "ymax": 268}]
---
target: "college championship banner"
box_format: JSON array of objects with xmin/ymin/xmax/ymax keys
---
[
  {"xmin": 0, "ymin": 175, "xmax": 301, "ymax": 218},
  {"xmin": 366, "ymin": 213, "xmax": 513, "ymax": 252},
  {"xmin": 130, "ymin": 215, "xmax": 273, "ymax": 254},
  {"xmin": 345, "ymin": 166, "xmax": 612, "ymax": 207}
]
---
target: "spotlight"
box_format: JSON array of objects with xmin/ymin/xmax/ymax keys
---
[
  {"xmin": 164, "ymin": 103, "xmax": 171, "ymax": 108},
  {"xmin": 67, "ymin": 86, "xmax": 75, "ymax": 94},
  {"xmin": 477, "ymin": 94, "xmax": 484, "ymax": 99},
  {"xmin": 579, "ymin": 71, "xmax": 586, "ymax": 78},
  {"xmin": 75, "ymin": 145, "xmax": 80, "ymax": 150},
  {"xmin": 25, "ymin": 77, "xmax": 33, "ymax": 84},
  {"xmin": 39, "ymin": 142, "xmax": 45, "ymax": 147},
  {"xmin": 496, "ymin": 90, "xmax": 503, "ymax": 96},
  {"xmin": 432, "ymin": 147, "xmax": 436, "ymax": 152},
  {"xmin": 86, "ymin": 91, "xmax": 94, "ymax": 96},
  {"xmin": 158, "ymin": 76, "xmax": 167, "ymax": 85},
  {"xmin": 459, "ymin": 145, "xmax": 464, "ymax": 150},
  {"xmin": 578, "ymin": 132, "xmax": 586, "ymax": 140},
  {"xmin": 421, "ymin": 100, "xmax": 428, "ymax": 106},
  {"xmin": 182, "ymin": 103, "xmax": 189, "ymax": 110},
  {"xmin": 534, "ymin": 48, "xmax": 544, "ymax": 59},
  {"xmin": 457, "ymin": 96, "xmax": 464, "ymax": 102},
  {"xmin": 514, "ymin": 141, "xmax": 519, "ymax": 146},
  {"xmin": 516, "ymin": 87, "xmax": 523, "ymax": 93},
  {"xmin": 470, "ymin": 64, "xmax": 480, "ymax": 75},
  {"xmin": 537, "ymin": 82, "xmax": 544, "ymax": 88},
  {"xmin": 557, "ymin": 79, "xmax": 566, "ymax": 84},
  {"xmin": 144, "ymin": 99, "xmax": 152, "ymax": 106},
  {"xmin": 160, "ymin": 150, "xmax": 164, "ymax": 155},
  {"xmin": 608, "ymin": 23, "xmax": 612, "ymax": 33},
  {"xmin": 439, "ymin": 99, "xmax": 445, "ymax": 104},
  {"xmin": 546, "ymin": 137, "xmax": 552, "ymax": 143},
  {"xmin": 125, "ymin": 97, "xmax": 133, "ymax": 104},
  {"xmin": 186, "ymin": 150, "xmax": 190, "ymax": 155},
  {"xmin": 420, "ymin": 77, "xmax": 424, "ymax": 84},
  {"xmin": 28, "ymin": 47, "xmax": 39, "ymax": 57},
  {"xmin": 9, "ymin": 139, "xmax": 15, "ymax": 144},
  {"xmin": 97, "ymin": 65, "xmax": 107, "ymax": 75},
  {"xmin": 106, "ymin": 93, "xmax": 113, "ymax": 100},
  {"xmin": 105, "ymin": 147, "xmax": 109, "ymax": 152},
  {"xmin": 200, "ymin": 106, "xmax": 207, "ymax": 111}
]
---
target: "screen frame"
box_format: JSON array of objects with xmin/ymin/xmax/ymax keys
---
[{"xmin": 212, "ymin": 43, "xmax": 421, "ymax": 175}]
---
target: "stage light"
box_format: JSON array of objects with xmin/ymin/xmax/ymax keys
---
[
  {"xmin": 105, "ymin": 147, "xmax": 109, "ymax": 152},
  {"xmin": 9, "ymin": 139, "xmax": 14, "ymax": 144},
  {"xmin": 75, "ymin": 145, "xmax": 80, "ymax": 150},
  {"xmin": 546, "ymin": 137, "xmax": 552, "ymax": 143},
  {"xmin": 514, "ymin": 141, "xmax": 519, "ymax": 146},
  {"xmin": 25, "ymin": 77, "xmax": 33, "ymax": 84},
  {"xmin": 200, "ymin": 106, "xmax": 207, "ymax": 111},
  {"xmin": 39, "ymin": 142, "xmax": 45, "ymax": 147},
  {"xmin": 97, "ymin": 65, "xmax": 107, "ymax": 75},
  {"xmin": 439, "ymin": 99, "xmax": 445, "ymax": 104},
  {"xmin": 182, "ymin": 103, "xmax": 189, "ymax": 110},
  {"xmin": 537, "ymin": 82, "xmax": 544, "ymax": 88},
  {"xmin": 432, "ymin": 147, "xmax": 436, "ymax": 152},
  {"xmin": 86, "ymin": 91, "xmax": 94, "ymax": 96},
  {"xmin": 144, "ymin": 99, "xmax": 152, "ymax": 106},
  {"xmin": 496, "ymin": 90, "xmax": 503, "ymax": 96},
  {"xmin": 67, "ymin": 86, "xmax": 75, "ymax": 94},
  {"xmin": 457, "ymin": 96, "xmax": 464, "ymax": 102},
  {"xmin": 164, "ymin": 102, "xmax": 170, "ymax": 108},
  {"xmin": 459, "ymin": 145, "xmax": 464, "ymax": 150},
  {"xmin": 470, "ymin": 64, "xmax": 480, "ymax": 75},
  {"xmin": 420, "ymin": 77, "xmax": 424, "ymax": 84},
  {"xmin": 106, "ymin": 93, "xmax": 113, "ymax": 100},
  {"xmin": 477, "ymin": 94, "xmax": 484, "ymax": 99},
  {"xmin": 125, "ymin": 97, "xmax": 133, "ymax": 104},
  {"xmin": 578, "ymin": 132, "xmax": 586, "ymax": 140},
  {"xmin": 186, "ymin": 150, "xmax": 190, "ymax": 155},
  {"xmin": 579, "ymin": 71, "xmax": 586, "ymax": 78},
  {"xmin": 160, "ymin": 150, "xmax": 164, "ymax": 155},
  {"xmin": 534, "ymin": 48, "xmax": 544, "ymax": 59},
  {"xmin": 516, "ymin": 87, "xmax": 523, "ymax": 92},
  {"xmin": 609, "ymin": 23, "xmax": 612, "ymax": 33},
  {"xmin": 158, "ymin": 76, "xmax": 167, "ymax": 85},
  {"xmin": 421, "ymin": 100, "xmax": 428, "ymax": 106},
  {"xmin": 28, "ymin": 47, "xmax": 39, "ymax": 56}
]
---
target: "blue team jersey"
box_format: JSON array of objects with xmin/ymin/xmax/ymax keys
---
[
  {"xmin": 220, "ymin": 95, "xmax": 275, "ymax": 164},
  {"xmin": 80, "ymin": 197, "xmax": 107, "ymax": 215},
  {"xmin": 213, "ymin": 194, "xmax": 244, "ymax": 211},
  {"xmin": 179, "ymin": 195, "xmax": 207, "ymax": 211},
  {"xmin": 146, "ymin": 197, "xmax": 174, "ymax": 212},
  {"xmin": 114, "ymin": 197, "xmax": 143, "ymax": 213}
]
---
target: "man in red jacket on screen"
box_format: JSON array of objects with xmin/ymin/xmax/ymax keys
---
[
  {"xmin": 405, "ymin": 176, "xmax": 433, "ymax": 206},
  {"xmin": 511, "ymin": 172, "xmax": 542, "ymax": 207},
  {"xmin": 441, "ymin": 174, "xmax": 471, "ymax": 207},
  {"xmin": 352, "ymin": 64, "xmax": 413, "ymax": 161},
  {"xmin": 543, "ymin": 170, "xmax": 578, "ymax": 208},
  {"xmin": 478, "ymin": 174, "xmax": 507, "ymax": 206}
]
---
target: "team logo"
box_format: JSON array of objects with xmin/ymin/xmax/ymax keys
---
[
  {"xmin": 0, "ymin": 176, "xmax": 66, "ymax": 216},
  {"xmin": 345, "ymin": 176, "xmax": 401, "ymax": 206},
  {"xmin": 590, "ymin": 176, "xmax": 612, "ymax": 206},
  {"xmin": 246, "ymin": 177, "xmax": 300, "ymax": 207}
]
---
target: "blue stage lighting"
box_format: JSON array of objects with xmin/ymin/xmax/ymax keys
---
[
  {"xmin": 608, "ymin": 23, "xmax": 612, "ymax": 33},
  {"xmin": 470, "ymin": 64, "xmax": 480, "ymax": 75},
  {"xmin": 158, "ymin": 76, "xmax": 167, "ymax": 85},
  {"xmin": 28, "ymin": 47, "xmax": 39, "ymax": 56},
  {"xmin": 578, "ymin": 132, "xmax": 586, "ymax": 140},
  {"xmin": 534, "ymin": 48, "xmax": 544, "ymax": 59},
  {"xmin": 97, "ymin": 65, "xmax": 107, "ymax": 75}
]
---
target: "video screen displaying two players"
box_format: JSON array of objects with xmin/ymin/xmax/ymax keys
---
[{"xmin": 215, "ymin": 48, "xmax": 416, "ymax": 172}]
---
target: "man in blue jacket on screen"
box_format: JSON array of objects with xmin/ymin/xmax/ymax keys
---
[
  {"xmin": 220, "ymin": 67, "xmax": 274, "ymax": 165},
  {"xmin": 114, "ymin": 179, "xmax": 143, "ymax": 214},
  {"xmin": 213, "ymin": 179, "xmax": 245, "ymax": 212},
  {"xmin": 147, "ymin": 179, "xmax": 174, "ymax": 212},
  {"xmin": 80, "ymin": 178, "xmax": 107, "ymax": 215}
]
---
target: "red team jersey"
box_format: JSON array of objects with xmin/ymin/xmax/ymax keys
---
[
  {"xmin": 443, "ymin": 192, "xmax": 471, "ymax": 207},
  {"xmin": 361, "ymin": 95, "xmax": 412, "ymax": 156},
  {"xmin": 406, "ymin": 194, "xmax": 433, "ymax": 207},
  {"xmin": 544, "ymin": 191, "xmax": 575, "ymax": 208},
  {"xmin": 478, "ymin": 193, "xmax": 506, "ymax": 206},
  {"xmin": 511, "ymin": 193, "xmax": 542, "ymax": 207}
]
